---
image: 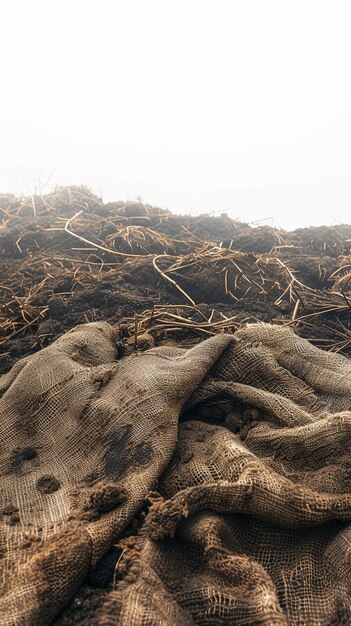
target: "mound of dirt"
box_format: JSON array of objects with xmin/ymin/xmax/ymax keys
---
[{"xmin": 1, "ymin": 186, "xmax": 351, "ymax": 376}]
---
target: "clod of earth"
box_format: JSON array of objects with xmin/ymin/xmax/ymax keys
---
[{"xmin": 36, "ymin": 475, "xmax": 61, "ymax": 494}]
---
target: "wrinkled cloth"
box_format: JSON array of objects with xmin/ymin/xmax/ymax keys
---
[{"xmin": 0, "ymin": 322, "xmax": 351, "ymax": 625}]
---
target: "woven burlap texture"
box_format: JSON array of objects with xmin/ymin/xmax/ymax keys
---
[{"xmin": 0, "ymin": 321, "xmax": 350, "ymax": 625}]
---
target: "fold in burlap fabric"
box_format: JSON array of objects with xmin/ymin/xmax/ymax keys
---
[{"xmin": 0, "ymin": 322, "xmax": 350, "ymax": 625}]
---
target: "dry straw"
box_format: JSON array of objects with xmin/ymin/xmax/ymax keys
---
[{"xmin": 1, "ymin": 186, "xmax": 351, "ymax": 354}]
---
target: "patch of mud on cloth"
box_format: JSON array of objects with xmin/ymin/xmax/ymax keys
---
[{"xmin": 0, "ymin": 320, "xmax": 231, "ymax": 625}]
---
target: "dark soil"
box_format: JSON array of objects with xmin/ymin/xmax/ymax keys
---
[{"xmin": 1, "ymin": 186, "xmax": 351, "ymax": 375}]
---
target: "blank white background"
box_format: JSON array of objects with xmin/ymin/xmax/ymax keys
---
[{"xmin": 1, "ymin": 0, "xmax": 350, "ymax": 229}]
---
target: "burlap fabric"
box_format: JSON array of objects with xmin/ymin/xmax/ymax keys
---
[{"xmin": 0, "ymin": 322, "xmax": 350, "ymax": 625}]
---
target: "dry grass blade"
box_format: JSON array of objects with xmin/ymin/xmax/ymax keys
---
[
  {"xmin": 119, "ymin": 305, "xmax": 240, "ymax": 339},
  {"xmin": 153, "ymin": 256, "xmax": 196, "ymax": 306}
]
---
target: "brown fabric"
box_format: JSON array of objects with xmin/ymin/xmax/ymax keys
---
[{"xmin": 0, "ymin": 322, "xmax": 351, "ymax": 625}]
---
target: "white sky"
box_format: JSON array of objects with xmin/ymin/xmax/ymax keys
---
[{"xmin": 1, "ymin": 0, "xmax": 351, "ymax": 230}]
